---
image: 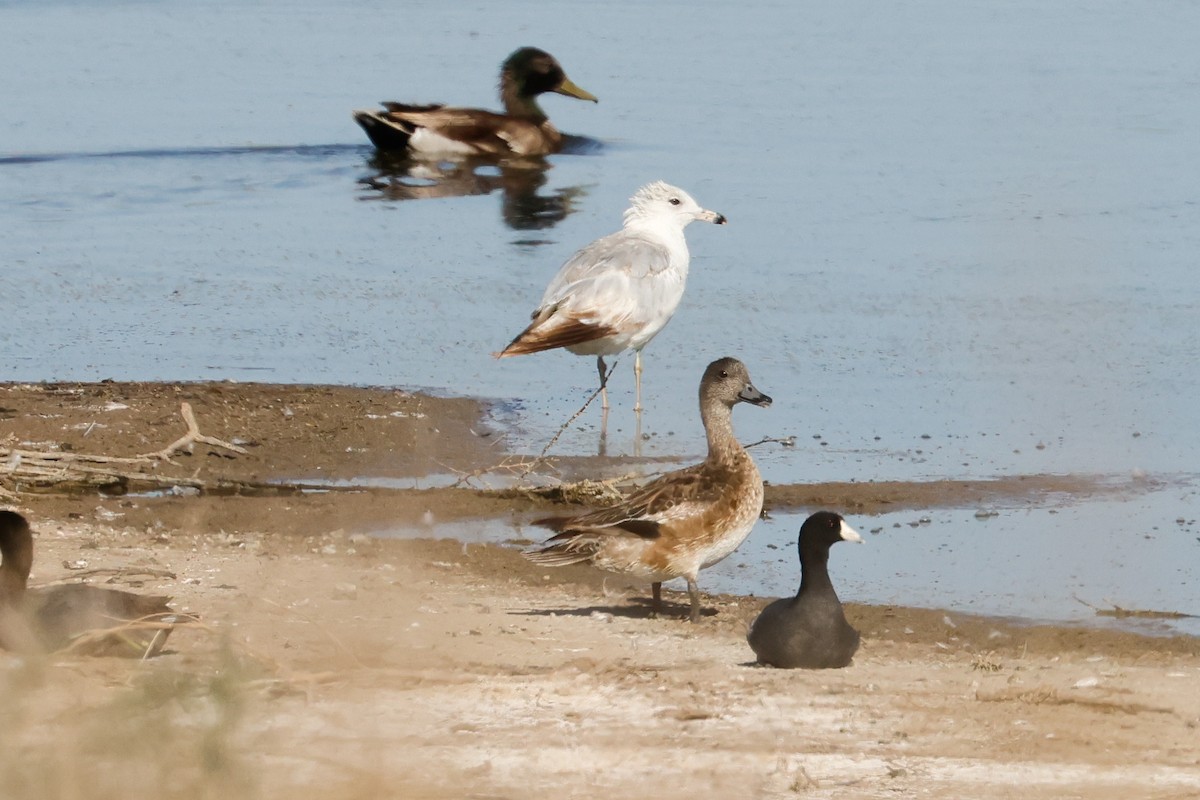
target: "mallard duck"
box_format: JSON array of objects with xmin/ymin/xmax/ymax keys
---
[
  {"xmin": 747, "ymin": 511, "xmax": 863, "ymax": 669},
  {"xmin": 496, "ymin": 181, "xmax": 727, "ymax": 412},
  {"xmin": 353, "ymin": 47, "xmax": 598, "ymax": 157},
  {"xmin": 0, "ymin": 510, "xmax": 189, "ymax": 657},
  {"xmin": 523, "ymin": 358, "xmax": 770, "ymax": 622}
]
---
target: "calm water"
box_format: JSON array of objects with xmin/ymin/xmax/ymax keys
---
[
  {"xmin": 3, "ymin": 0, "xmax": 1198, "ymax": 631},
  {"xmin": 425, "ymin": 496, "xmax": 1200, "ymax": 637}
]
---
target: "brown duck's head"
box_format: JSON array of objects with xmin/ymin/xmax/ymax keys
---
[
  {"xmin": 502, "ymin": 47, "xmax": 598, "ymax": 102},
  {"xmin": 0, "ymin": 510, "xmax": 34, "ymax": 601},
  {"xmin": 701, "ymin": 357, "xmax": 773, "ymax": 409}
]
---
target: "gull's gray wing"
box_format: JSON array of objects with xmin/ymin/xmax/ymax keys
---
[{"xmin": 539, "ymin": 230, "xmax": 675, "ymax": 307}]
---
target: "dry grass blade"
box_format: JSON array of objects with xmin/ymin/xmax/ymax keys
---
[
  {"xmin": 1072, "ymin": 594, "xmax": 1196, "ymax": 620},
  {"xmin": 33, "ymin": 566, "xmax": 178, "ymax": 585},
  {"xmin": 61, "ymin": 612, "xmax": 203, "ymax": 659},
  {"xmin": 494, "ymin": 475, "xmax": 632, "ymax": 507},
  {"xmin": 976, "ymin": 686, "xmax": 1176, "ymax": 716}
]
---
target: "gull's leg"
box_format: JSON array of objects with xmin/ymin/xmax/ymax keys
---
[
  {"xmin": 596, "ymin": 355, "xmax": 609, "ymax": 410},
  {"xmin": 651, "ymin": 581, "xmax": 662, "ymax": 618},
  {"xmin": 633, "ymin": 350, "xmax": 644, "ymax": 414}
]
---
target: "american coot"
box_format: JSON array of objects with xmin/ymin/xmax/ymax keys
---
[
  {"xmin": 353, "ymin": 47, "xmax": 598, "ymax": 156},
  {"xmin": 748, "ymin": 511, "xmax": 863, "ymax": 669},
  {"xmin": 0, "ymin": 510, "xmax": 188, "ymax": 657},
  {"xmin": 497, "ymin": 181, "xmax": 727, "ymax": 412},
  {"xmin": 524, "ymin": 358, "xmax": 770, "ymax": 622}
]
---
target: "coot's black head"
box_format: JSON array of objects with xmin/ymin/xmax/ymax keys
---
[{"xmin": 799, "ymin": 511, "xmax": 862, "ymax": 551}]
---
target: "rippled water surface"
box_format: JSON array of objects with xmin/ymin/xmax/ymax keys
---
[{"xmin": 3, "ymin": 0, "xmax": 1198, "ymax": 630}]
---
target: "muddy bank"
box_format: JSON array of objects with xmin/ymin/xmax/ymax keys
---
[
  {"xmin": 2, "ymin": 512, "xmax": 1198, "ymax": 800},
  {"xmin": 1, "ymin": 380, "xmax": 1157, "ymax": 514},
  {"xmin": 3, "ymin": 381, "xmax": 1199, "ymax": 799},
  {"xmin": 3, "ymin": 381, "xmax": 1193, "ymax": 646}
]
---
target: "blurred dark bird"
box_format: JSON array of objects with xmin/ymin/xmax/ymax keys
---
[{"xmin": 1, "ymin": 510, "xmax": 191, "ymax": 657}]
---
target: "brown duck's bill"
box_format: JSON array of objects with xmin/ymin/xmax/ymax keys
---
[
  {"xmin": 554, "ymin": 77, "xmax": 599, "ymax": 103},
  {"xmin": 739, "ymin": 385, "xmax": 772, "ymax": 407}
]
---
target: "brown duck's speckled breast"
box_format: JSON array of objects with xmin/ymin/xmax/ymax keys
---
[{"xmin": 652, "ymin": 451, "xmax": 764, "ymax": 577}]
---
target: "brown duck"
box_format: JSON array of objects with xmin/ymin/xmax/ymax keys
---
[
  {"xmin": 524, "ymin": 357, "xmax": 771, "ymax": 622},
  {"xmin": 0, "ymin": 510, "xmax": 188, "ymax": 657},
  {"xmin": 353, "ymin": 47, "xmax": 598, "ymax": 157}
]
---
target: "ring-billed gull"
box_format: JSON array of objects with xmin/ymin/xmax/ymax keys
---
[
  {"xmin": 522, "ymin": 358, "xmax": 770, "ymax": 622},
  {"xmin": 497, "ymin": 180, "xmax": 727, "ymax": 412},
  {"xmin": 353, "ymin": 47, "xmax": 597, "ymax": 157},
  {"xmin": 748, "ymin": 512, "xmax": 863, "ymax": 668}
]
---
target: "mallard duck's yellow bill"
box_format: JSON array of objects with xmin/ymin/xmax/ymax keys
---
[{"xmin": 555, "ymin": 77, "xmax": 598, "ymax": 103}]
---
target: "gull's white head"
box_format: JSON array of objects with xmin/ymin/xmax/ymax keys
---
[{"xmin": 623, "ymin": 181, "xmax": 727, "ymax": 229}]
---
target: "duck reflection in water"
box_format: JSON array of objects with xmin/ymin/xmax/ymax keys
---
[{"xmin": 358, "ymin": 150, "xmax": 592, "ymax": 232}]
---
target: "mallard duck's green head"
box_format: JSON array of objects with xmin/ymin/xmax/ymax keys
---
[{"xmin": 501, "ymin": 47, "xmax": 598, "ymax": 104}]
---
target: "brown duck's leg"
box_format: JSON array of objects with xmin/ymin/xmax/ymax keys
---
[
  {"xmin": 650, "ymin": 581, "xmax": 662, "ymax": 617},
  {"xmin": 686, "ymin": 577, "xmax": 701, "ymax": 623},
  {"xmin": 596, "ymin": 356, "xmax": 610, "ymax": 410}
]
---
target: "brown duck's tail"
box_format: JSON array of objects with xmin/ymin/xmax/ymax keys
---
[
  {"xmin": 521, "ymin": 524, "xmax": 613, "ymax": 567},
  {"xmin": 522, "ymin": 540, "xmax": 596, "ymax": 567}
]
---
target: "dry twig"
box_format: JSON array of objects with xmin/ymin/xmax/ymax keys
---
[
  {"xmin": 521, "ymin": 358, "xmax": 619, "ymax": 478},
  {"xmin": 745, "ymin": 435, "xmax": 797, "ymax": 449},
  {"xmin": 445, "ymin": 454, "xmax": 554, "ymax": 489}
]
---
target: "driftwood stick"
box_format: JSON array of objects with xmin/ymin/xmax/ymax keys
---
[
  {"xmin": 138, "ymin": 402, "xmax": 249, "ymax": 460},
  {"xmin": 5, "ymin": 449, "xmax": 155, "ymax": 466},
  {"xmin": 4, "ymin": 459, "xmax": 207, "ymax": 488},
  {"xmin": 0, "ymin": 402, "xmax": 248, "ymax": 496}
]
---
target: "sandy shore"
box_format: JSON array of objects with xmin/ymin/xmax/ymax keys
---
[{"xmin": 2, "ymin": 382, "xmax": 1198, "ymax": 799}]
